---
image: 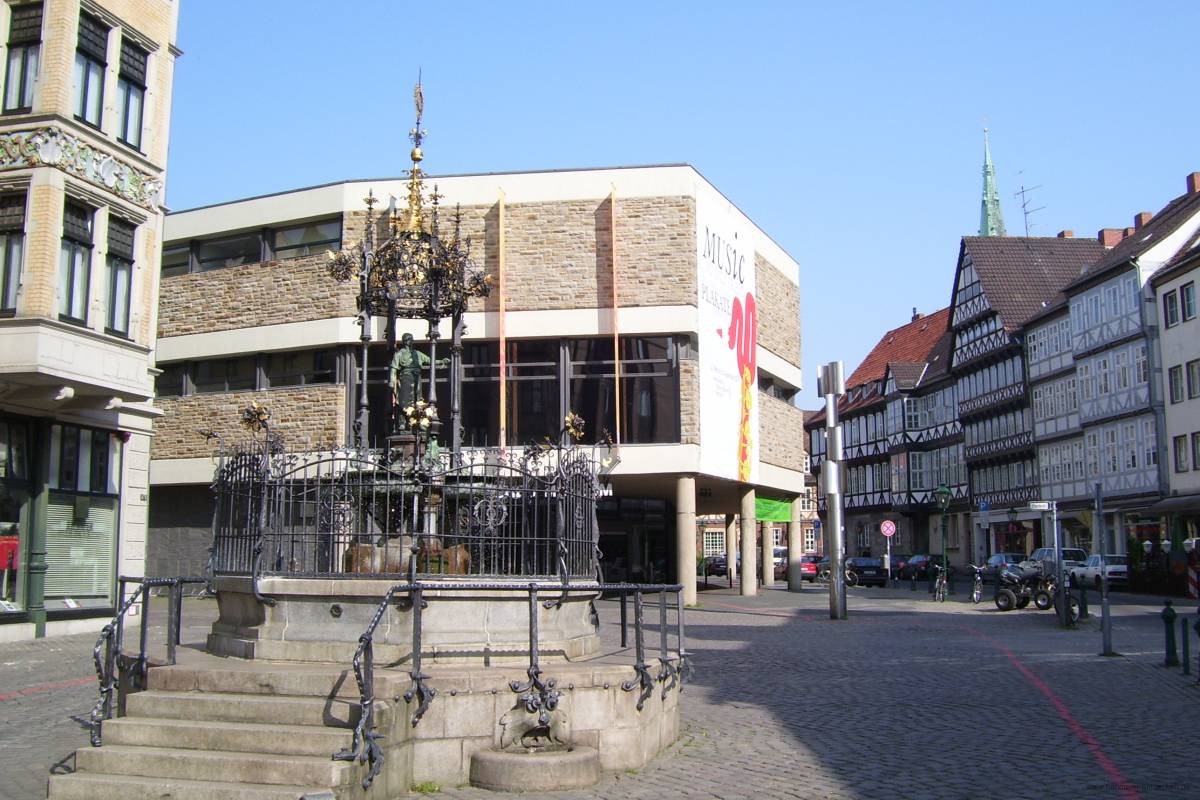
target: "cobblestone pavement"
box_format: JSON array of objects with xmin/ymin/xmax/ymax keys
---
[{"xmin": 3, "ymin": 583, "xmax": 1197, "ymax": 800}]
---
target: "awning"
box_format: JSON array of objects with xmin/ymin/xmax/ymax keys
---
[
  {"xmin": 1147, "ymin": 494, "xmax": 1200, "ymax": 514},
  {"xmin": 755, "ymin": 497, "xmax": 792, "ymax": 522}
]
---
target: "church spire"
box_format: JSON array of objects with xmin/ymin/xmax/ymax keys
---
[{"xmin": 979, "ymin": 128, "xmax": 1007, "ymax": 236}]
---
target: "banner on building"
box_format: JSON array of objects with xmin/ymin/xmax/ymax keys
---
[{"xmin": 696, "ymin": 192, "xmax": 758, "ymax": 483}]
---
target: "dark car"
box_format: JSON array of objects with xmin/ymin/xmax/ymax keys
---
[
  {"xmin": 846, "ymin": 556, "xmax": 887, "ymax": 587},
  {"xmin": 701, "ymin": 555, "xmax": 728, "ymax": 577},
  {"xmin": 982, "ymin": 553, "xmax": 1026, "ymax": 583},
  {"xmin": 898, "ymin": 554, "xmax": 945, "ymax": 581}
]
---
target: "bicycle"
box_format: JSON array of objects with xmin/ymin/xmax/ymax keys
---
[
  {"xmin": 966, "ymin": 563, "xmax": 984, "ymax": 604},
  {"xmin": 816, "ymin": 565, "xmax": 858, "ymax": 587},
  {"xmin": 931, "ymin": 563, "xmax": 948, "ymax": 602}
]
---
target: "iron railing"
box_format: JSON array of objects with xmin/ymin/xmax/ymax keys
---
[
  {"xmin": 334, "ymin": 581, "xmax": 689, "ymax": 790},
  {"xmin": 89, "ymin": 576, "xmax": 207, "ymax": 746},
  {"xmin": 209, "ymin": 444, "xmax": 606, "ymax": 589}
]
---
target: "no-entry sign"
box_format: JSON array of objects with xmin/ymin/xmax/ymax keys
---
[{"xmin": 881, "ymin": 520, "xmax": 896, "ymax": 537}]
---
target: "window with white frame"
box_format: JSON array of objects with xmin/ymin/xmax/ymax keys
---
[
  {"xmin": 116, "ymin": 39, "xmax": 146, "ymax": 149},
  {"xmin": 1182, "ymin": 282, "xmax": 1196, "ymax": 322},
  {"xmin": 703, "ymin": 530, "xmax": 724, "ymax": 557},
  {"xmin": 1192, "ymin": 432, "xmax": 1200, "ymax": 472},
  {"xmin": 1170, "ymin": 365, "xmax": 1184, "ymax": 404},
  {"xmin": 3, "ymin": 3, "xmax": 41, "ymax": 113},
  {"xmin": 1174, "ymin": 436, "xmax": 1189, "ymax": 473},
  {"xmin": 72, "ymin": 13, "xmax": 108, "ymax": 128},
  {"xmin": 1187, "ymin": 359, "xmax": 1200, "ymax": 400},
  {"xmin": 58, "ymin": 201, "xmax": 92, "ymax": 323},
  {"xmin": 0, "ymin": 193, "xmax": 26, "ymax": 313},
  {"xmin": 1164, "ymin": 289, "xmax": 1180, "ymax": 328},
  {"xmin": 1143, "ymin": 418, "xmax": 1158, "ymax": 467}
]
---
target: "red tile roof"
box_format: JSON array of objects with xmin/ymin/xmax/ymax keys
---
[{"xmin": 845, "ymin": 307, "xmax": 951, "ymax": 387}]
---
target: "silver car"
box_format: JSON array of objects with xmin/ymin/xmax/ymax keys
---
[{"xmin": 1071, "ymin": 554, "xmax": 1128, "ymax": 588}]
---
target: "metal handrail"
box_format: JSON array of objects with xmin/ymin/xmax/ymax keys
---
[
  {"xmin": 333, "ymin": 580, "xmax": 687, "ymax": 789},
  {"xmin": 88, "ymin": 576, "xmax": 207, "ymax": 746}
]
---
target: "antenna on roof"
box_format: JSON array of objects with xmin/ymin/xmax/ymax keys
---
[{"xmin": 1013, "ymin": 176, "xmax": 1045, "ymax": 237}]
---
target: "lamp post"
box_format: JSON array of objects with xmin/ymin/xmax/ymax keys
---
[{"xmin": 935, "ymin": 483, "xmax": 951, "ymax": 588}]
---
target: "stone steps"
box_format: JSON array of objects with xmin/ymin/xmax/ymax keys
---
[
  {"xmin": 125, "ymin": 689, "xmax": 363, "ymax": 728},
  {"xmin": 47, "ymin": 772, "xmax": 329, "ymax": 800},
  {"xmin": 48, "ymin": 660, "xmax": 375, "ymax": 800},
  {"xmin": 73, "ymin": 744, "xmax": 356, "ymax": 787},
  {"xmin": 104, "ymin": 716, "xmax": 353, "ymax": 757}
]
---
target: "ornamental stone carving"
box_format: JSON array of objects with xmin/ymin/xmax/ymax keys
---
[{"xmin": 0, "ymin": 127, "xmax": 163, "ymax": 210}]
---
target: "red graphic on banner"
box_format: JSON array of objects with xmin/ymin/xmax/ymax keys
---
[{"xmin": 727, "ymin": 292, "xmax": 757, "ymax": 482}]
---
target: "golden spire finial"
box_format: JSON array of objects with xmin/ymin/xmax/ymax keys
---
[{"xmin": 404, "ymin": 74, "xmax": 426, "ymax": 234}]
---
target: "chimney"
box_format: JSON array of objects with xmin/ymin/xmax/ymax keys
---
[
  {"xmin": 911, "ymin": 307, "xmax": 922, "ymax": 322},
  {"xmin": 1188, "ymin": 172, "xmax": 1200, "ymax": 194},
  {"xmin": 1134, "ymin": 212, "xmax": 1152, "ymax": 229},
  {"xmin": 1098, "ymin": 228, "xmax": 1123, "ymax": 248},
  {"xmin": 1057, "ymin": 230, "xmax": 1074, "ymax": 238},
  {"xmin": 1123, "ymin": 227, "xmax": 1135, "ymax": 238}
]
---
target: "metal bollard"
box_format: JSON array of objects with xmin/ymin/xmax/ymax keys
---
[
  {"xmin": 910, "ymin": 572, "xmax": 916, "ymax": 591},
  {"xmin": 1162, "ymin": 600, "xmax": 1179, "ymax": 668},
  {"xmin": 1194, "ymin": 609, "xmax": 1200, "ymax": 684},
  {"xmin": 1182, "ymin": 617, "xmax": 1191, "ymax": 676},
  {"xmin": 1078, "ymin": 585, "xmax": 1088, "ymax": 620}
]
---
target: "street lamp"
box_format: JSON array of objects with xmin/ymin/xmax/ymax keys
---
[{"xmin": 935, "ymin": 484, "xmax": 951, "ymax": 580}]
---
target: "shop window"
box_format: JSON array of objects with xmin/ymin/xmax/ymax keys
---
[
  {"xmin": 2, "ymin": 3, "xmax": 40, "ymax": 113},
  {"xmin": 116, "ymin": 38, "xmax": 146, "ymax": 149},
  {"xmin": 271, "ymin": 218, "xmax": 341, "ymax": 260},
  {"xmin": 58, "ymin": 201, "xmax": 92, "ymax": 324},
  {"xmin": 0, "ymin": 193, "xmax": 26, "ymax": 313},
  {"xmin": 72, "ymin": 13, "xmax": 107, "ymax": 128}
]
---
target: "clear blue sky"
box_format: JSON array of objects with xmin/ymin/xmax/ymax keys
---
[{"xmin": 167, "ymin": 1, "xmax": 1200, "ymax": 403}]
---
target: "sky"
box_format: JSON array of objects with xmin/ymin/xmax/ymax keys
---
[{"xmin": 166, "ymin": 1, "xmax": 1200, "ymax": 405}]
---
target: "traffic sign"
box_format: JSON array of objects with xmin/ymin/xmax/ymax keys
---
[
  {"xmin": 979, "ymin": 501, "xmax": 990, "ymax": 512},
  {"xmin": 880, "ymin": 520, "xmax": 896, "ymax": 537}
]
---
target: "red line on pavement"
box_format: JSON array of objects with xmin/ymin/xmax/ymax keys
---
[
  {"xmin": 965, "ymin": 629, "xmax": 1141, "ymax": 800},
  {"xmin": 0, "ymin": 675, "xmax": 94, "ymax": 702}
]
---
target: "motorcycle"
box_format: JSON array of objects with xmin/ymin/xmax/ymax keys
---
[{"xmin": 994, "ymin": 566, "xmax": 1040, "ymax": 611}]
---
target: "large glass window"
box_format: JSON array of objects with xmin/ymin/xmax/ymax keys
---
[
  {"xmin": 116, "ymin": 39, "xmax": 146, "ymax": 149},
  {"xmin": 569, "ymin": 336, "xmax": 678, "ymax": 444},
  {"xmin": 272, "ymin": 218, "xmax": 341, "ymax": 260},
  {"xmin": 0, "ymin": 193, "xmax": 25, "ymax": 313},
  {"xmin": 155, "ymin": 363, "xmax": 186, "ymax": 397},
  {"xmin": 3, "ymin": 3, "xmax": 41, "ymax": 113},
  {"xmin": 265, "ymin": 349, "xmax": 334, "ymax": 388},
  {"xmin": 161, "ymin": 243, "xmax": 189, "ymax": 277},
  {"xmin": 72, "ymin": 13, "xmax": 107, "ymax": 127},
  {"xmin": 105, "ymin": 217, "xmax": 135, "ymax": 336},
  {"xmin": 58, "ymin": 202, "xmax": 92, "ymax": 323},
  {"xmin": 194, "ymin": 357, "xmax": 256, "ymax": 393},
  {"xmin": 197, "ymin": 233, "xmax": 261, "ymax": 271}
]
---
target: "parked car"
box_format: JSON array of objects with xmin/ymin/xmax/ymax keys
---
[
  {"xmin": 701, "ymin": 555, "xmax": 727, "ymax": 577},
  {"xmin": 799, "ymin": 554, "xmax": 821, "ymax": 582},
  {"xmin": 1023, "ymin": 547, "xmax": 1089, "ymax": 572},
  {"xmin": 898, "ymin": 554, "xmax": 945, "ymax": 581},
  {"xmin": 846, "ymin": 556, "xmax": 888, "ymax": 587},
  {"xmin": 982, "ymin": 553, "xmax": 1026, "ymax": 583},
  {"xmin": 773, "ymin": 547, "xmax": 787, "ymax": 579},
  {"xmin": 885, "ymin": 553, "xmax": 913, "ymax": 579},
  {"xmin": 1070, "ymin": 554, "xmax": 1128, "ymax": 588}
]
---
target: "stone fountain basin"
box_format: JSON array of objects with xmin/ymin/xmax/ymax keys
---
[{"xmin": 470, "ymin": 745, "xmax": 600, "ymax": 791}]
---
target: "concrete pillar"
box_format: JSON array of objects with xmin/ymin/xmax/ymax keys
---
[
  {"xmin": 724, "ymin": 513, "xmax": 737, "ymax": 588},
  {"xmin": 761, "ymin": 521, "xmax": 774, "ymax": 587},
  {"xmin": 675, "ymin": 475, "xmax": 697, "ymax": 606},
  {"xmin": 740, "ymin": 487, "xmax": 756, "ymax": 597},
  {"xmin": 787, "ymin": 497, "xmax": 804, "ymax": 592}
]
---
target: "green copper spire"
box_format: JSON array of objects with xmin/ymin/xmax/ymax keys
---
[{"xmin": 979, "ymin": 128, "xmax": 1007, "ymax": 236}]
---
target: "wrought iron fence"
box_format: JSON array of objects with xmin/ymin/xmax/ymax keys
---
[{"xmin": 209, "ymin": 442, "xmax": 605, "ymax": 584}]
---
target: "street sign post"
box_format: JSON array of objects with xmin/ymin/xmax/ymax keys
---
[{"xmin": 881, "ymin": 520, "xmax": 896, "ymax": 586}]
